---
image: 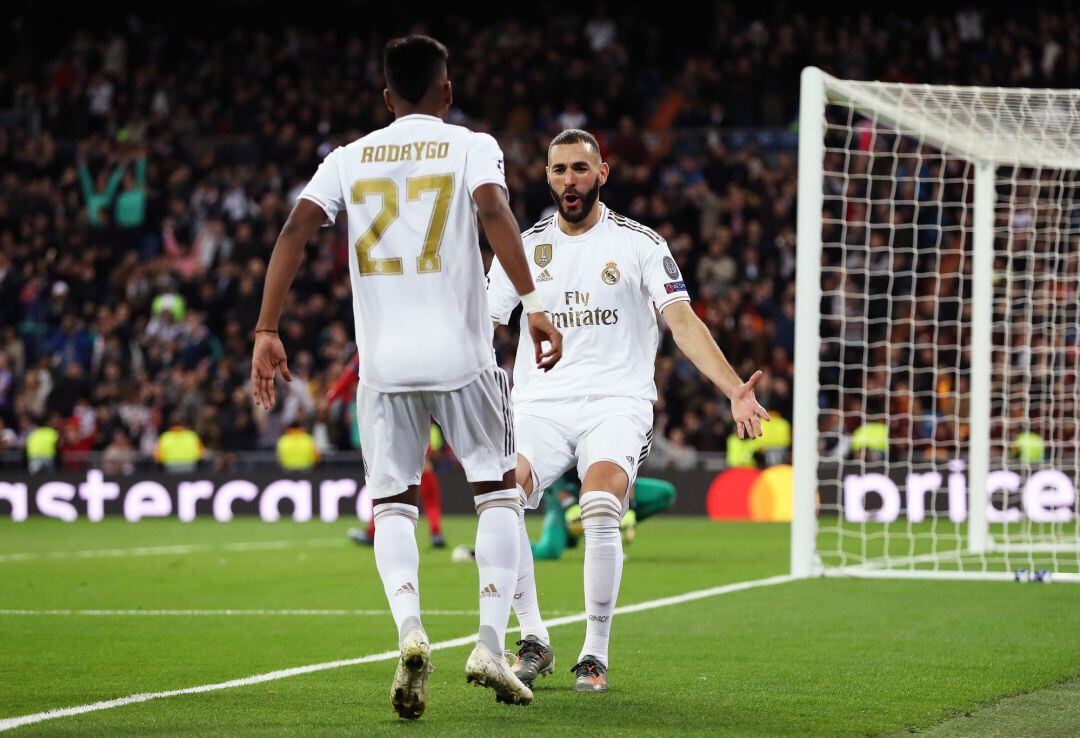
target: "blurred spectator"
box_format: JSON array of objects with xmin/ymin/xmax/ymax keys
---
[
  {"xmin": 154, "ymin": 412, "xmax": 205, "ymax": 473},
  {"xmin": 277, "ymin": 418, "xmax": 319, "ymax": 471},
  {"xmin": 726, "ymin": 430, "xmax": 762, "ymax": 469},
  {"xmin": 850, "ymin": 421, "xmax": 889, "ymax": 462},
  {"xmin": 114, "ymin": 149, "xmax": 148, "ymax": 229},
  {"xmin": 102, "ymin": 429, "xmax": 137, "ymax": 476},
  {"xmin": 77, "ymin": 147, "xmax": 124, "ymax": 226},
  {"xmin": 760, "ymin": 411, "xmax": 792, "ymax": 466},
  {"xmin": 26, "ymin": 414, "xmax": 62, "ymax": 473}
]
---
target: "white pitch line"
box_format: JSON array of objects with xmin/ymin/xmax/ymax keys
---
[
  {"xmin": 0, "ymin": 538, "xmax": 345, "ymax": 563},
  {"xmin": 0, "ymin": 608, "xmax": 578, "ymax": 617},
  {"xmin": 0, "ymin": 573, "xmax": 796, "ymax": 733}
]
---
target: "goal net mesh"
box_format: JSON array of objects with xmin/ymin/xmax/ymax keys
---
[{"xmin": 812, "ymin": 77, "xmax": 1080, "ymax": 578}]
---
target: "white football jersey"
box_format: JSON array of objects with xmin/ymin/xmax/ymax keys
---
[
  {"xmin": 487, "ymin": 204, "xmax": 691, "ymax": 403},
  {"xmin": 299, "ymin": 114, "xmax": 506, "ymax": 392}
]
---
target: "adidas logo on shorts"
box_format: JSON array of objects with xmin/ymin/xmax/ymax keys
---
[
  {"xmin": 480, "ymin": 583, "xmax": 501, "ymax": 598},
  {"xmin": 394, "ymin": 582, "xmax": 418, "ymax": 597}
]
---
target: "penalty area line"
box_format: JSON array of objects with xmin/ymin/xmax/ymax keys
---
[{"xmin": 0, "ymin": 573, "xmax": 796, "ymax": 733}]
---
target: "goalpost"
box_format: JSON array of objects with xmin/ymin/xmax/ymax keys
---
[{"xmin": 792, "ymin": 67, "xmax": 1080, "ymax": 582}]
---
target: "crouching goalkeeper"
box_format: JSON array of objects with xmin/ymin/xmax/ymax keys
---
[{"xmin": 531, "ymin": 470, "xmax": 677, "ymax": 560}]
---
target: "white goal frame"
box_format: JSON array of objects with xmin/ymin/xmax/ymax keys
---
[{"xmin": 792, "ymin": 67, "xmax": 1080, "ymax": 582}]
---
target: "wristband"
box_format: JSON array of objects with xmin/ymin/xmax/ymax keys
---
[{"xmin": 520, "ymin": 291, "xmax": 545, "ymax": 315}]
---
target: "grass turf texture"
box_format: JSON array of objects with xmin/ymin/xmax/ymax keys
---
[{"xmin": 1, "ymin": 517, "xmax": 1078, "ymax": 736}]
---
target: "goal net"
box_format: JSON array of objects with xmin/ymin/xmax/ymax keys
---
[{"xmin": 792, "ymin": 68, "xmax": 1080, "ymax": 582}]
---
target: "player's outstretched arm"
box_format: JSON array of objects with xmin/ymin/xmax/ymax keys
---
[
  {"xmin": 474, "ymin": 183, "xmax": 563, "ymax": 371},
  {"xmin": 251, "ymin": 199, "xmax": 327, "ymax": 409},
  {"xmin": 662, "ymin": 301, "xmax": 771, "ymax": 439}
]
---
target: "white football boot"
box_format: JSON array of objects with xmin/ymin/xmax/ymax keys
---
[
  {"xmin": 390, "ymin": 628, "xmax": 431, "ymax": 719},
  {"xmin": 465, "ymin": 641, "xmax": 534, "ymax": 705}
]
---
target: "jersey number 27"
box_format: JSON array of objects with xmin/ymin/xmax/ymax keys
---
[{"xmin": 350, "ymin": 175, "xmax": 454, "ymax": 276}]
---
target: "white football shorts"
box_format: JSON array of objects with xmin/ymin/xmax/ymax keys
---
[
  {"xmin": 358, "ymin": 366, "xmax": 515, "ymax": 499},
  {"xmin": 514, "ymin": 395, "xmax": 653, "ymax": 509}
]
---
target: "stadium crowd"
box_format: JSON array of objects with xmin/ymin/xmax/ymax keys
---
[{"xmin": 1, "ymin": 5, "xmax": 1077, "ymax": 471}]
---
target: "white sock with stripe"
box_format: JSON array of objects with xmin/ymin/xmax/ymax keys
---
[
  {"xmin": 511, "ymin": 484, "xmax": 549, "ymax": 644},
  {"xmin": 474, "ymin": 489, "xmax": 521, "ymax": 654},
  {"xmin": 578, "ymin": 490, "xmax": 624, "ymax": 667},
  {"xmin": 372, "ymin": 503, "xmax": 423, "ymax": 644}
]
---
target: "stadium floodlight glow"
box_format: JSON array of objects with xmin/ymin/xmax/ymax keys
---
[{"xmin": 793, "ymin": 68, "xmax": 1080, "ymax": 582}]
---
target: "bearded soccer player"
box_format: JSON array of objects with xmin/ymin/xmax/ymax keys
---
[
  {"xmin": 251, "ymin": 35, "xmax": 562, "ymax": 718},
  {"xmin": 487, "ymin": 129, "xmax": 769, "ymax": 693}
]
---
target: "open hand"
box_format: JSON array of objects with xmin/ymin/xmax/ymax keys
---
[
  {"xmin": 251, "ymin": 332, "xmax": 292, "ymax": 409},
  {"xmin": 731, "ymin": 370, "xmax": 771, "ymax": 439}
]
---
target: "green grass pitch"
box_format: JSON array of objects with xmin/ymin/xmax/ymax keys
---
[{"xmin": 1, "ymin": 516, "xmax": 1079, "ymax": 736}]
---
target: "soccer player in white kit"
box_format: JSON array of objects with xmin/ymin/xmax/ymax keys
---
[
  {"xmin": 487, "ymin": 129, "xmax": 770, "ymax": 693},
  {"xmin": 251, "ymin": 36, "xmax": 563, "ymax": 719}
]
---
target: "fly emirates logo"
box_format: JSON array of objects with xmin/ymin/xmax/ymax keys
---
[{"xmin": 548, "ymin": 291, "xmax": 619, "ymax": 330}]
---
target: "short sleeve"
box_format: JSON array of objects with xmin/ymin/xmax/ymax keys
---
[
  {"xmin": 298, "ymin": 148, "xmax": 345, "ymax": 227},
  {"xmin": 486, "ymin": 256, "xmax": 520, "ymax": 325},
  {"xmin": 465, "ymin": 133, "xmax": 507, "ymax": 197},
  {"xmin": 642, "ymin": 240, "xmax": 691, "ymax": 312}
]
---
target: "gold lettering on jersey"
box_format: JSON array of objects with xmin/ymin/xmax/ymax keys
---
[
  {"xmin": 407, "ymin": 173, "xmax": 454, "ymax": 274},
  {"xmin": 534, "ymin": 244, "xmax": 552, "ymax": 268},
  {"xmin": 351, "ymin": 179, "xmax": 403, "ymax": 276},
  {"xmin": 360, "ymin": 141, "xmax": 451, "ymax": 164},
  {"xmin": 550, "ymin": 306, "xmax": 618, "ymax": 329},
  {"xmin": 563, "ymin": 291, "xmax": 590, "ymax": 306}
]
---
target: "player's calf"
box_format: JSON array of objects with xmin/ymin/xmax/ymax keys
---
[{"xmin": 578, "ymin": 488, "xmax": 625, "ymax": 670}]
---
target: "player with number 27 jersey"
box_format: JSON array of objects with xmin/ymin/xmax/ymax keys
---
[
  {"xmin": 254, "ymin": 36, "xmax": 562, "ymax": 718},
  {"xmin": 300, "ymin": 115, "xmax": 507, "ymax": 392}
]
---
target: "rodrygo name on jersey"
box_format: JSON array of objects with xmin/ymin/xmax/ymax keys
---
[
  {"xmin": 487, "ymin": 204, "xmax": 690, "ymax": 403},
  {"xmin": 299, "ymin": 114, "xmax": 506, "ymax": 392}
]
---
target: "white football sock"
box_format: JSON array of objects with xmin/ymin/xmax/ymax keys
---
[
  {"xmin": 511, "ymin": 484, "xmax": 549, "ymax": 643},
  {"xmin": 473, "ymin": 488, "xmax": 521, "ymax": 654},
  {"xmin": 578, "ymin": 490, "xmax": 624, "ymax": 667},
  {"xmin": 372, "ymin": 503, "xmax": 423, "ymax": 644}
]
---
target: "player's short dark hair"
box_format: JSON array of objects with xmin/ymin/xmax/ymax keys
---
[
  {"xmin": 548, "ymin": 129, "xmax": 601, "ymax": 157},
  {"xmin": 383, "ymin": 35, "xmax": 449, "ymax": 105}
]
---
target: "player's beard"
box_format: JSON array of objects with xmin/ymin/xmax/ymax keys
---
[{"xmin": 550, "ymin": 177, "xmax": 601, "ymax": 224}]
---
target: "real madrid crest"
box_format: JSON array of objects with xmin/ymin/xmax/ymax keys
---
[
  {"xmin": 534, "ymin": 244, "xmax": 553, "ymax": 268},
  {"xmin": 602, "ymin": 261, "xmax": 621, "ymax": 285}
]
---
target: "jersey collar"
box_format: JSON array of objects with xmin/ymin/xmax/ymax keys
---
[
  {"xmin": 555, "ymin": 203, "xmax": 607, "ymax": 241},
  {"xmin": 392, "ymin": 113, "xmax": 443, "ymax": 124}
]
